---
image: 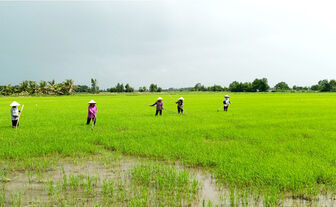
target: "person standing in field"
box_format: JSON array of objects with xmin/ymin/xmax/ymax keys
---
[
  {"xmin": 10, "ymin": 101, "xmax": 21, "ymax": 128},
  {"xmin": 176, "ymin": 97, "xmax": 184, "ymax": 114},
  {"xmin": 150, "ymin": 97, "xmax": 163, "ymax": 116},
  {"xmin": 223, "ymin": 95, "xmax": 231, "ymax": 112},
  {"xmin": 87, "ymin": 100, "xmax": 97, "ymax": 125}
]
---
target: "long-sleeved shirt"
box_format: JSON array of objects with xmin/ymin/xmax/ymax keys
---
[
  {"xmin": 151, "ymin": 101, "xmax": 163, "ymax": 110},
  {"xmin": 88, "ymin": 105, "xmax": 97, "ymax": 118},
  {"xmin": 11, "ymin": 107, "xmax": 20, "ymax": 121},
  {"xmin": 223, "ymin": 98, "xmax": 230, "ymax": 106},
  {"xmin": 176, "ymin": 100, "xmax": 183, "ymax": 109}
]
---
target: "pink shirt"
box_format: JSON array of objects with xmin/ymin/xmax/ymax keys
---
[{"xmin": 88, "ymin": 105, "xmax": 97, "ymax": 118}]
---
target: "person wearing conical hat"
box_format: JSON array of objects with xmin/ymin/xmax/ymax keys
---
[
  {"xmin": 150, "ymin": 97, "xmax": 163, "ymax": 116},
  {"xmin": 10, "ymin": 101, "xmax": 21, "ymax": 128},
  {"xmin": 87, "ymin": 100, "xmax": 98, "ymax": 125},
  {"xmin": 176, "ymin": 97, "xmax": 184, "ymax": 114},
  {"xmin": 223, "ymin": 95, "xmax": 231, "ymax": 112}
]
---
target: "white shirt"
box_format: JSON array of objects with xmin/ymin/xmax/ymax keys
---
[{"xmin": 11, "ymin": 107, "xmax": 19, "ymax": 121}]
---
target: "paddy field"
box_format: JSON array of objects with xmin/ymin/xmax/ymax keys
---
[{"xmin": 1, "ymin": 92, "xmax": 336, "ymax": 206}]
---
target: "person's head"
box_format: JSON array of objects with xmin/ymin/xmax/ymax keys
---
[
  {"xmin": 179, "ymin": 97, "xmax": 184, "ymax": 101},
  {"xmin": 88, "ymin": 100, "xmax": 96, "ymax": 106},
  {"xmin": 225, "ymin": 95, "xmax": 230, "ymax": 99},
  {"xmin": 10, "ymin": 101, "xmax": 20, "ymax": 108},
  {"xmin": 157, "ymin": 97, "xmax": 163, "ymax": 102}
]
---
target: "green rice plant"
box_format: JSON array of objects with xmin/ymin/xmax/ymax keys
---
[
  {"xmin": 9, "ymin": 192, "xmax": 21, "ymax": 207},
  {"xmin": 129, "ymin": 163, "xmax": 200, "ymax": 206},
  {"xmin": 0, "ymin": 186, "xmax": 5, "ymax": 207}
]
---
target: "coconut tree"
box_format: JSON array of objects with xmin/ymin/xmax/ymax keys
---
[
  {"xmin": 1, "ymin": 85, "xmax": 14, "ymax": 96},
  {"xmin": 28, "ymin": 81, "xmax": 39, "ymax": 95},
  {"xmin": 59, "ymin": 79, "xmax": 75, "ymax": 95},
  {"xmin": 39, "ymin": 80, "xmax": 48, "ymax": 94},
  {"xmin": 48, "ymin": 80, "xmax": 56, "ymax": 94},
  {"xmin": 20, "ymin": 80, "xmax": 29, "ymax": 93}
]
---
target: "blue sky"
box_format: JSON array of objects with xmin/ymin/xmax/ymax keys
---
[{"xmin": 1, "ymin": 0, "xmax": 336, "ymax": 89}]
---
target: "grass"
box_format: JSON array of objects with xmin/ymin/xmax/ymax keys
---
[{"xmin": 1, "ymin": 92, "xmax": 336, "ymax": 205}]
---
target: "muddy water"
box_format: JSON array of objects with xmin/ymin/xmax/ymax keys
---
[{"xmin": 1, "ymin": 155, "xmax": 335, "ymax": 207}]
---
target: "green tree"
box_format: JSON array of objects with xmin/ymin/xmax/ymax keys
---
[
  {"xmin": 275, "ymin": 82, "xmax": 290, "ymax": 91},
  {"xmin": 149, "ymin": 84, "xmax": 158, "ymax": 92},
  {"xmin": 39, "ymin": 80, "xmax": 48, "ymax": 94},
  {"xmin": 1, "ymin": 85, "xmax": 14, "ymax": 96},
  {"xmin": 90, "ymin": 78, "xmax": 99, "ymax": 93},
  {"xmin": 20, "ymin": 80, "xmax": 29, "ymax": 93},
  {"xmin": 125, "ymin": 83, "xmax": 134, "ymax": 92},
  {"xmin": 252, "ymin": 78, "xmax": 270, "ymax": 92},
  {"xmin": 229, "ymin": 81, "xmax": 243, "ymax": 92},
  {"xmin": 318, "ymin": 79, "xmax": 331, "ymax": 92},
  {"xmin": 329, "ymin": 79, "xmax": 336, "ymax": 92},
  {"xmin": 28, "ymin": 81, "xmax": 39, "ymax": 95},
  {"xmin": 193, "ymin": 83, "xmax": 206, "ymax": 91},
  {"xmin": 138, "ymin": 86, "xmax": 147, "ymax": 92},
  {"xmin": 61, "ymin": 79, "xmax": 75, "ymax": 95},
  {"xmin": 116, "ymin": 83, "xmax": 124, "ymax": 92},
  {"xmin": 75, "ymin": 85, "xmax": 90, "ymax": 93},
  {"xmin": 48, "ymin": 80, "xmax": 56, "ymax": 94}
]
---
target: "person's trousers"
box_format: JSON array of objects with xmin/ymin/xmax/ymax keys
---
[
  {"xmin": 87, "ymin": 117, "xmax": 96, "ymax": 125},
  {"xmin": 12, "ymin": 120, "xmax": 19, "ymax": 127},
  {"xmin": 177, "ymin": 107, "xmax": 183, "ymax": 114},
  {"xmin": 155, "ymin": 110, "xmax": 162, "ymax": 116},
  {"xmin": 224, "ymin": 106, "xmax": 229, "ymax": 112}
]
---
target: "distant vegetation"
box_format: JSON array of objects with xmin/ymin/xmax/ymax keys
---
[{"xmin": 1, "ymin": 77, "xmax": 336, "ymax": 96}]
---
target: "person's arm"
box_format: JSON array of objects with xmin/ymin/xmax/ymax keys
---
[{"xmin": 150, "ymin": 102, "xmax": 157, "ymax": 107}]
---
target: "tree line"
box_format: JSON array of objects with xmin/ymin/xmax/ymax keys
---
[
  {"xmin": 0, "ymin": 78, "xmax": 99, "ymax": 96},
  {"xmin": 192, "ymin": 78, "xmax": 336, "ymax": 92},
  {"xmin": 1, "ymin": 77, "xmax": 336, "ymax": 96}
]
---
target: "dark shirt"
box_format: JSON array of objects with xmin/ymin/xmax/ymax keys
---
[
  {"xmin": 176, "ymin": 100, "xmax": 183, "ymax": 108},
  {"xmin": 151, "ymin": 101, "xmax": 163, "ymax": 110}
]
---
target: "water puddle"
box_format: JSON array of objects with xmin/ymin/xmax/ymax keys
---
[{"xmin": 0, "ymin": 154, "xmax": 335, "ymax": 206}]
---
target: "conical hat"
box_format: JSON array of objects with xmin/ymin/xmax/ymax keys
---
[
  {"xmin": 224, "ymin": 95, "xmax": 230, "ymax": 98},
  {"xmin": 179, "ymin": 97, "xmax": 184, "ymax": 100},
  {"xmin": 88, "ymin": 100, "xmax": 96, "ymax": 104},
  {"xmin": 10, "ymin": 101, "xmax": 20, "ymax": 107},
  {"xmin": 157, "ymin": 97, "xmax": 163, "ymax": 101}
]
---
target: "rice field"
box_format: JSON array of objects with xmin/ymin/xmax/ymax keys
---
[{"xmin": 1, "ymin": 92, "xmax": 336, "ymax": 206}]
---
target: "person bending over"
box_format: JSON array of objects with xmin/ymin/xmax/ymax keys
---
[{"xmin": 87, "ymin": 100, "xmax": 98, "ymax": 125}]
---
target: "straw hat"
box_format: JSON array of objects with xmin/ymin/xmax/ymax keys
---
[
  {"xmin": 179, "ymin": 97, "xmax": 184, "ymax": 100},
  {"xmin": 224, "ymin": 95, "xmax": 230, "ymax": 98},
  {"xmin": 157, "ymin": 97, "xmax": 163, "ymax": 101},
  {"xmin": 10, "ymin": 101, "xmax": 20, "ymax": 107},
  {"xmin": 88, "ymin": 100, "xmax": 96, "ymax": 104}
]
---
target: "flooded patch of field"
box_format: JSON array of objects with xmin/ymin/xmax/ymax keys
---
[{"xmin": 0, "ymin": 152, "xmax": 335, "ymax": 206}]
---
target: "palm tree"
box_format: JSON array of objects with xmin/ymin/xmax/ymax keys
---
[
  {"xmin": 20, "ymin": 80, "xmax": 29, "ymax": 93},
  {"xmin": 48, "ymin": 80, "xmax": 56, "ymax": 94},
  {"xmin": 39, "ymin": 80, "xmax": 48, "ymax": 94},
  {"xmin": 1, "ymin": 85, "xmax": 14, "ymax": 96},
  {"xmin": 59, "ymin": 79, "xmax": 75, "ymax": 95},
  {"xmin": 28, "ymin": 81, "xmax": 39, "ymax": 95}
]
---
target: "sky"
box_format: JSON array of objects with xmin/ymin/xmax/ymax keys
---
[{"xmin": 0, "ymin": 0, "xmax": 336, "ymax": 89}]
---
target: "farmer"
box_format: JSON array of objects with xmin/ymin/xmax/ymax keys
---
[
  {"xmin": 150, "ymin": 97, "xmax": 163, "ymax": 116},
  {"xmin": 87, "ymin": 100, "xmax": 97, "ymax": 125},
  {"xmin": 176, "ymin": 97, "xmax": 184, "ymax": 114},
  {"xmin": 223, "ymin": 95, "xmax": 231, "ymax": 112},
  {"xmin": 10, "ymin": 101, "xmax": 21, "ymax": 128}
]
